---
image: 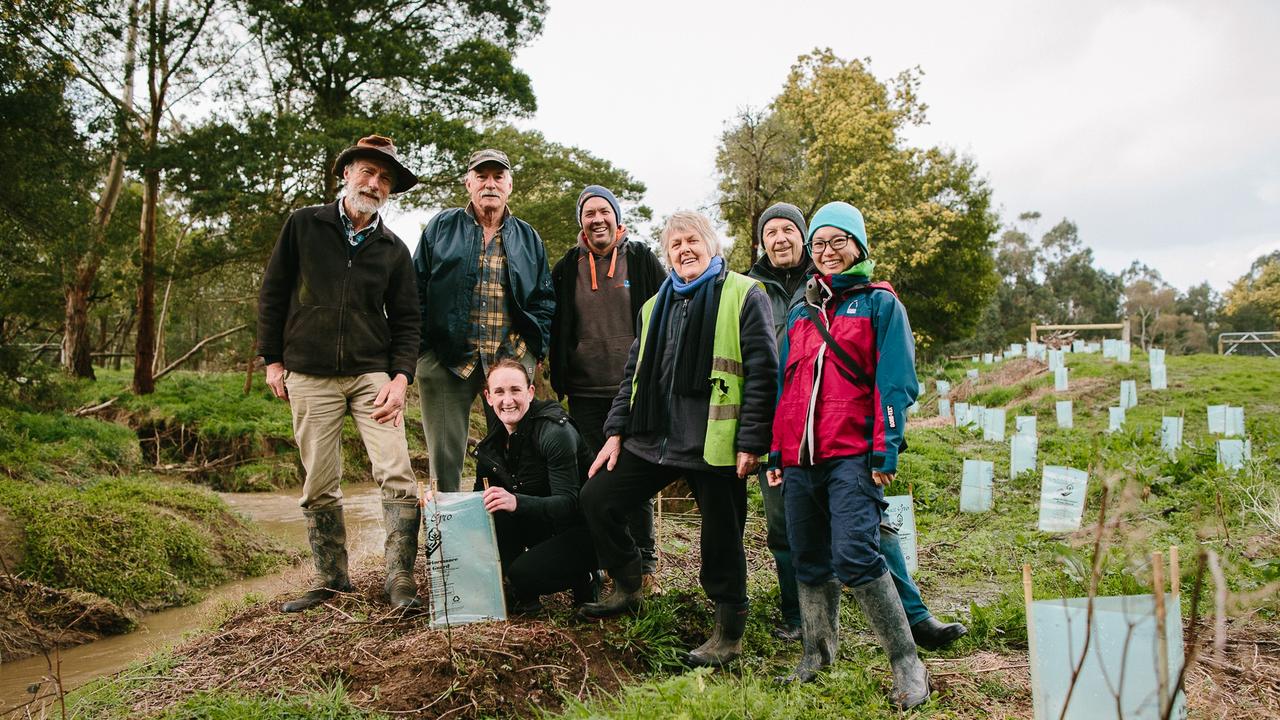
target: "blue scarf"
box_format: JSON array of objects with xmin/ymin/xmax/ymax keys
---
[{"xmin": 629, "ymin": 257, "xmax": 725, "ymax": 435}]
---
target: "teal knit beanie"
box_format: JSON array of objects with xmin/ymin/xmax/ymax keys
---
[{"xmin": 807, "ymin": 201, "xmax": 869, "ymax": 258}]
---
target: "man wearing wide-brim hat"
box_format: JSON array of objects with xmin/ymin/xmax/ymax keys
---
[
  {"xmin": 257, "ymin": 134, "xmax": 425, "ymax": 613},
  {"xmin": 411, "ymin": 149, "xmax": 555, "ymax": 494}
]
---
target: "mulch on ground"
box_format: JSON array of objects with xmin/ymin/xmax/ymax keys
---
[{"xmin": 112, "ymin": 563, "xmax": 647, "ymax": 719}]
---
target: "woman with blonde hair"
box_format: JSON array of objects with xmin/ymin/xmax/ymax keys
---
[{"xmin": 577, "ymin": 211, "xmax": 777, "ymax": 668}]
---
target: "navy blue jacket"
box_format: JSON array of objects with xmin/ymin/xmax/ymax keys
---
[{"xmin": 412, "ymin": 206, "xmax": 555, "ymax": 365}]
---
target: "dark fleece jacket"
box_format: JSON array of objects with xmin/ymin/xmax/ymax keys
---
[{"xmin": 257, "ymin": 201, "xmax": 420, "ymax": 380}]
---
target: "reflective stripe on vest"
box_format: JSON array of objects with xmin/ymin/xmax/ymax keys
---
[{"xmin": 632, "ymin": 271, "xmax": 761, "ymax": 467}]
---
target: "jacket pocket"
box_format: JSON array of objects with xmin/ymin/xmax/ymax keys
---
[
  {"xmin": 343, "ymin": 309, "xmax": 391, "ymax": 365},
  {"xmin": 283, "ymin": 305, "xmax": 342, "ymax": 369}
]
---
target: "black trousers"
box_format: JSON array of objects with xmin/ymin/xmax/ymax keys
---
[
  {"xmin": 580, "ymin": 447, "xmax": 747, "ymax": 605},
  {"xmin": 493, "ymin": 512, "xmax": 598, "ymax": 600},
  {"xmin": 568, "ymin": 395, "xmax": 658, "ymax": 574}
]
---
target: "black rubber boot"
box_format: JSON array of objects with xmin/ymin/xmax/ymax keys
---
[
  {"xmin": 281, "ymin": 506, "xmax": 352, "ymax": 613},
  {"xmin": 383, "ymin": 500, "xmax": 422, "ymax": 609},
  {"xmin": 779, "ymin": 579, "xmax": 841, "ymax": 683},
  {"xmin": 685, "ymin": 602, "xmax": 749, "ymax": 667},
  {"xmin": 578, "ymin": 560, "xmax": 644, "ymax": 619},
  {"xmin": 911, "ymin": 616, "xmax": 968, "ymax": 651},
  {"xmin": 849, "ymin": 572, "xmax": 931, "ymax": 710}
]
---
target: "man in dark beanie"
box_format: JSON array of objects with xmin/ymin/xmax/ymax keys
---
[
  {"xmin": 258, "ymin": 135, "xmax": 423, "ymax": 613},
  {"xmin": 750, "ymin": 202, "xmax": 966, "ymax": 651},
  {"xmin": 549, "ymin": 185, "xmax": 665, "ymax": 591},
  {"xmin": 747, "ymin": 202, "xmax": 812, "ymax": 640}
]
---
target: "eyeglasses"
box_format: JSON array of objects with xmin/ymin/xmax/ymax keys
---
[{"xmin": 805, "ymin": 236, "xmax": 855, "ymax": 254}]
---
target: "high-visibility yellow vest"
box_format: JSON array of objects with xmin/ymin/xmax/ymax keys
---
[{"xmin": 631, "ymin": 271, "xmax": 761, "ymax": 467}]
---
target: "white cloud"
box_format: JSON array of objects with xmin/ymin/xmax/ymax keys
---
[{"xmin": 470, "ymin": 0, "xmax": 1280, "ymax": 292}]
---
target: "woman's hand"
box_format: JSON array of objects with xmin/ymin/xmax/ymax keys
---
[
  {"xmin": 766, "ymin": 468, "xmax": 783, "ymax": 487},
  {"xmin": 736, "ymin": 452, "xmax": 759, "ymax": 479},
  {"xmin": 871, "ymin": 470, "xmax": 895, "ymax": 488},
  {"xmin": 482, "ymin": 486, "xmax": 517, "ymax": 513},
  {"xmin": 589, "ymin": 435, "xmax": 621, "ymax": 477}
]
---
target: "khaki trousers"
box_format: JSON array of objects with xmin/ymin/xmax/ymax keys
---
[{"xmin": 285, "ymin": 371, "xmax": 417, "ymax": 510}]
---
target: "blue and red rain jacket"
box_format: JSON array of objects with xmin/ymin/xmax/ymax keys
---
[{"xmin": 771, "ymin": 273, "xmax": 919, "ymax": 474}]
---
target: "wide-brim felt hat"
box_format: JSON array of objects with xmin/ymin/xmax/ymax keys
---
[{"xmin": 333, "ymin": 135, "xmax": 419, "ymax": 194}]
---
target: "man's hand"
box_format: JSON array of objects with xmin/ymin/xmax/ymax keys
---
[
  {"xmin": 265, "ymin": 362, "xmax": 288, "ymax": 401},
  {"xmin": 736, "ymin": 452, "xmax": 759, "ymax": 479},
  {"xmin": 372, "ymin": 374, "xmax": 409, "ymax": 426},
  {"xmin": 482, "ymin": 486, "xmax": 517, "ymax": 513},
  {"xmin": 766, "ymin": 468, "xmax": 783, "ymax": 487},
  {"xmin": 589, "ymin": 435, "xmax": 621, "ymax": 478},
  {"xmin": 871, "ymin": 470, "xmax": 895, "ymax": 488}
]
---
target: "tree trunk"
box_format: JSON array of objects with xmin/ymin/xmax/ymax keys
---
[
  {"xmin": 62, "ymin": 0, "xmax": 140, "ymax": 378},
  {"xmin": 62, "ymin": 262, "xmax": 99, "ymax": 378},
  {"xmin": 133, "ymin": 165, "xmax": 159, "ymax": 394},
  {"xmin": 132, "ymin": 0, "xmax": 160, "ymax": 395}
]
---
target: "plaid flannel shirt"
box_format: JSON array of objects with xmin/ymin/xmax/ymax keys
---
[{"xmin": 451, "ymin": 232, "xmax": 526, "ymax": 379}]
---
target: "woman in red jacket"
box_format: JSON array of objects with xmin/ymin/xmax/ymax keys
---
[{"xmin": 767, "ymin": 201, "xmax": 929, "ymax": 709}]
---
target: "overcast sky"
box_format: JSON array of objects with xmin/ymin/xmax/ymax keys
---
[{"xmin": 385, "ymin": 0, "xmax": 1280, "ymax": 293}]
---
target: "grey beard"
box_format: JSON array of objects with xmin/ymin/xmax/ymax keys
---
[{"xmin": 346, "ymin": 191, "xmax": 385, "ymax": 217}]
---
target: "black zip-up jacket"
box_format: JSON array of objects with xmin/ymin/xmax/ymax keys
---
[
  {"xmin": 257, "ymin": 201, "xmax": 420, "ymax": 380},
  {"xmin": 472, "ymin": 399, "xmax": 592, "ymax": 532},
  {"xmin": 548, "ymin": 238, "xmax": 664, "ymax": 397}
]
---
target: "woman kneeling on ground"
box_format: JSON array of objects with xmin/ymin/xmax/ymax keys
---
[
  {"xmin": 767, "ymin": 201, "xmax": 930, "ymax": 709},
  {"xmin": 474, "ymin": 358, "xmax": 600, "ymax": 613},
  {"xmin": 578, "ymin": 210, "xmax": 778, "ymax": 668}
]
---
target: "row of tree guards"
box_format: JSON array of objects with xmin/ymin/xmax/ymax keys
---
[{"xmin": 1023, "ymin": 547, "xmax": 1187, "ymax": 720}]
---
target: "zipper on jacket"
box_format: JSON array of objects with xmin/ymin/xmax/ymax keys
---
[{"xmin": 336, "ymin": 257, "xmax": 352, "ymax": 372}]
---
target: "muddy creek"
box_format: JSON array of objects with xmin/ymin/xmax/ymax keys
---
[{"xmin": 0, "ymin": 482, "xmax": 389, "ymax": 709}]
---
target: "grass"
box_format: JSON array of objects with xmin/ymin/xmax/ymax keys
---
[
  {"xmin": 0, "ymin": 475, "xmax": 291, "ymax": 610},
  {"xmin": 548, "ymin": 349, "xmax": 1279, "ymax": 719},
  {"xmin": 0, "ymin": 405, "xmax": 141, "ymax": 483}
]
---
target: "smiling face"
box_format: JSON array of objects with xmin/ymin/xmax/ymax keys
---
[
  {"xmin": 580, "ymin": 196, "xmax": 619, "ymax": 254},
  {"xmin": 465, "ymin": 164, "xmax": 513, "ymax": 214},
  {"xmin": 808, "ymin": 225, "xmax": 864, "ymax": 274},
  {"xmin": 666, "ymin": 228, "xmax": 712, "ymax": 282},
  {"xmin": 762, "ymin": 217, "xmax": 804, "ymax": 269},
  {"xmin": 342, "ymin": 158, "xmax": 394, "ymax": 215},
  {"xmin": 484, "ymin": 365, "xmax": 534, "ymax": 432}
]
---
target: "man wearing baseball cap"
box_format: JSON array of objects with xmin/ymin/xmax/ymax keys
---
[
  {"xmin": 258, "ymin": 135, "xmax": 423, "ymax": 613},
  {"xmin": 412, "ymin": 149, "xmax": 556, "ymax": 493},
  {"xmin": 549, "ymin": 185, "xmax": 665, "ymax": 591}
]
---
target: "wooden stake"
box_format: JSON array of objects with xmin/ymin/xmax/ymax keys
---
[
  {"xmin": 1152, "ymin": 551, "xmax": 1170, "ymax": 713},
  {"xmin": 1170, "ymin": 545, "xmax": 1181, "ymax": 597},
  {"xmin": 482, "ymin": 477, "xmax": 490, "ymax": 491},
  {"xmin": 1022, "ymin": 563, "xmax": 1034, "ymax": 607},
  {"xmin": 908, "ymin": 480, "xmax": 914, "ymax": 498},
  {"xmin": 417, "ymin": 480, "xmax": 426, "ymax": 508}
]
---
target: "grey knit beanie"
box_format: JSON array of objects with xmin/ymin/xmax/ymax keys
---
[
  {"xmin": 576, "ymin": 185, "xmax": 623, "ymax": 228},
  {"xmin": 757, "ymin": 203, "xmax": 808, "ymax": 245}
]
